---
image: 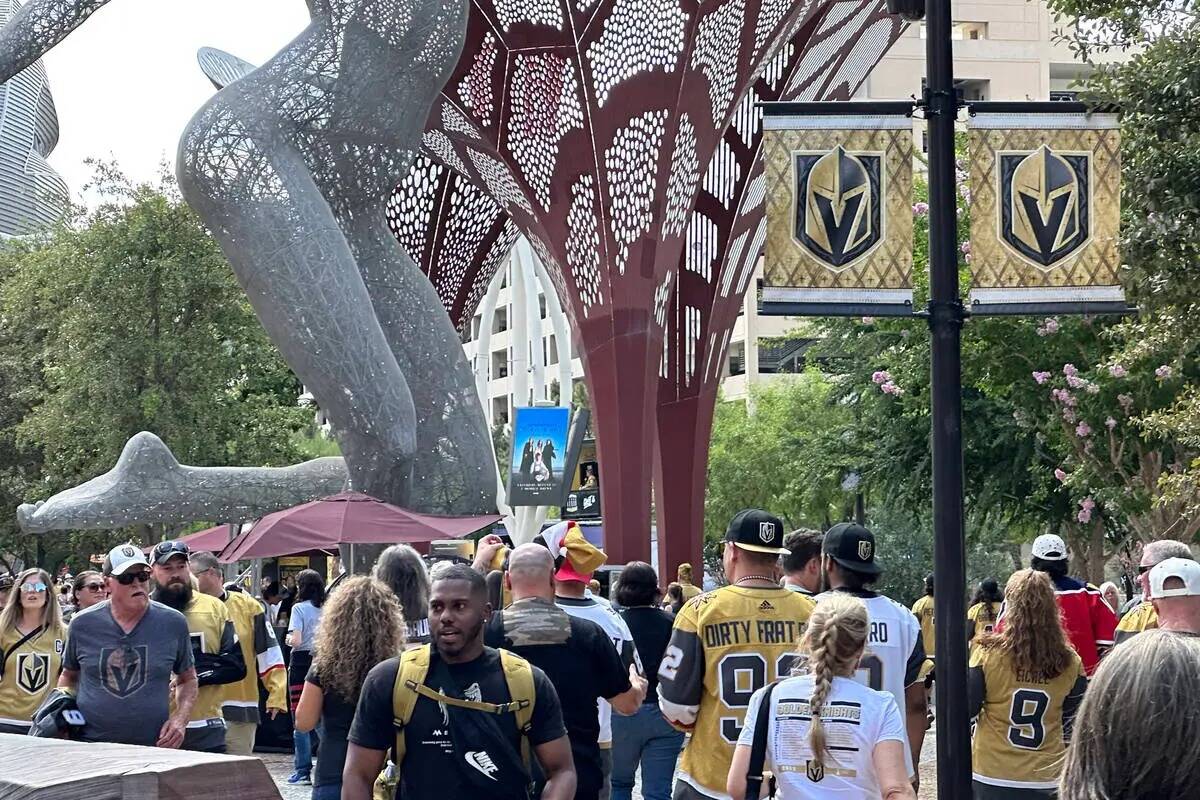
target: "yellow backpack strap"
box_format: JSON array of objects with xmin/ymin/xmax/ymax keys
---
[
  {"xmin": 499, "ymin": 649, "xmax": 537, "ymax": 772},
  {"xmin": 391, "ymin": 645, "xmax": 432, "ymax": 767}
]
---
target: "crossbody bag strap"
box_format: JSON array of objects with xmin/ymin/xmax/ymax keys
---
[
  {"xmin": 744, "ymin": 681, "xmax": 778, "ymax": 800},
  {"xmin": 0, "ymin": 625, "xmax": 45, "ymax": 682}
]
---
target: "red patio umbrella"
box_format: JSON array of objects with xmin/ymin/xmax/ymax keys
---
[
  {"xmin": 218, "ymin": 492, "xmax": 499, "ymax": 563},
  {"xmin": 145, "ymin": 524, "xmax": 237, "ymax": 555}
]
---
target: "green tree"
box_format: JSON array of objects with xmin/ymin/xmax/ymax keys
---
[
  {"xmin": 0, "ymin": 172, "xmax": 309, "ymax": 572},
  {"xmin": 705, "ymin": 370, "xmax": 863, "ymax": 544}
]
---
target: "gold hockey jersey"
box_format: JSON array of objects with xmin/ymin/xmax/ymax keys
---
[
  {"xmin": 658, "ymin": 586, "xmax": 814, "ymax": 800},
  {"xmin": 0, "ymin": 622, "xmax": 66, "ymax": 730},
  {"xmin": 969, "ymin": 645, "xmax": 1087, "ymax": 789}
]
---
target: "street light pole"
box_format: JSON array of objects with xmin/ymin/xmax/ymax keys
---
[{"xmin": 923, "ymin": 0, "xmax": 972, "ymax": 793}]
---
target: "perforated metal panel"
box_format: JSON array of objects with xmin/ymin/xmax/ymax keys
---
[{"xmin": 390, "ymin": 0, "xmax": 904, "ymax": 563}]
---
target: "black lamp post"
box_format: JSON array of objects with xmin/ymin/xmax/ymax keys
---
[{"xmin": 892, "ymin": 0, "xmax": 974, "ymax": 794}]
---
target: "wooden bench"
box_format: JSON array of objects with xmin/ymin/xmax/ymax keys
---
[{"xmin": 0, "ymin": 734, "xmax": 282, "ymax": 799}]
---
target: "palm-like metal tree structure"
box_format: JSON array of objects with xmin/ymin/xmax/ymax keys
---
[{"xmin": 390, "ymin": 0, "xmax": 904, "ymax": 565}]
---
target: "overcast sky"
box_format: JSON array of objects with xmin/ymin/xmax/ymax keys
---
[{"xmin": 39, "ymin": 0, "xmax": 309, "ymax": 201}]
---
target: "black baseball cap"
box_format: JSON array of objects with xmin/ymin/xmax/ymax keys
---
[
  {"xmin": 822, "ymin": 522, "xmax": 882, "ymax": 576},
  {"xmin": 724, "ymin": 509, "xmax": 790, "ymax": 555},
  {"xmin": 151, "ymin": 540, "xmax": 191, "ymax": 565}
]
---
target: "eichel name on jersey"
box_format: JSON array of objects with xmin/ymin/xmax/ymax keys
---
[
  {"xmin": 658, "ymin": 586, "xmax": 815, "ymax": 800},
  {"xmin": 968, "ymin": 646, "xmax": 1087, "ymax": 790}
]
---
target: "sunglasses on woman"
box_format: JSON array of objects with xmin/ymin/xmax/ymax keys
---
[
  {"xmin": 114, "ymin": 571, "xmax": 151, "ymax": 586},
  {"xmin": 82, "ymin": 583, "xmax": 106, "ymax": 592},
  {"xmin": 20, "ymin": 581, "xmax": 48, "ymax": 593}
]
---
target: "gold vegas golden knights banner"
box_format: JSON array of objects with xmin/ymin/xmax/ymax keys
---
[
  {"xmin": 761, "ymin": 102, "xmax": 915, "ymax": 316},
  {"xmin": 967, "ymin": 103, "xmax": 1124, "ymax": 313}
]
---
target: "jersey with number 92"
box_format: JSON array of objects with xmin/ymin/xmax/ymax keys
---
[{"xmin": 658, "ymin": 586, "xmax": 814, "ymax": 800}]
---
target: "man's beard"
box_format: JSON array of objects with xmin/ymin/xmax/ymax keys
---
[{"xmin": 154, "ymin": 580, "xmax": 193, "ymax": 611}]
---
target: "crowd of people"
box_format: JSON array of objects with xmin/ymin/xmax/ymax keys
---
[{"xmin": 2, "ymin": 518, "xmax": 1200, "ymax": 799}]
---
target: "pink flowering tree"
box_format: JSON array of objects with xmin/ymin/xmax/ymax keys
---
[{"xmin": 813, "ymin": 142, "xmax": 1200, "ymax": 583}]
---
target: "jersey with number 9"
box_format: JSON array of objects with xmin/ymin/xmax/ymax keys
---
[
  {"xmin": 968, "ymin": 644, "xmax": 1087, "ymax": 790},
  {"xmin": 658, "ymin": 586, "xmax": 813, "ymax": 800}
]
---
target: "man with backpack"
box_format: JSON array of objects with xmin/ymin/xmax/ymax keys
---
[{"xmin": 343, "ymin": 564, "xmax": 576, "ymax": 800}]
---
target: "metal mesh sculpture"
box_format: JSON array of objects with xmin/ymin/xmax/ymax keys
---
[
  {"xmin": 656, "ymin": 0, "xmax": 905, "ymax": 572},
  {"xmin": 17, "ymin": 432, "xmax": 348, "ymax": 533},
  {"xmin": 389, "ymin": 0, "xmax": 903, "ymax": 563},
  {"xmin": 1, "ymin": 0, "xmax": 496, "ymax": 527},
  {"xmin": 0, "ymin": 0, "xmax": 67, "ymax": 235}
]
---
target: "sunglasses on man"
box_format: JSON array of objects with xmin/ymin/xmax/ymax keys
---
[
  {"xmin": 20, "ymin": 581, "xmax": 48, "ymax": 593},
  {"xmin": 114, "ymin": 571, "xmax": 151, "ymax": 586}
]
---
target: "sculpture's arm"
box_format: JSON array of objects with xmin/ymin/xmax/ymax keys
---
[{"xmin": 0, "ymin": 0, "xmax": 112, "ymax": 84}]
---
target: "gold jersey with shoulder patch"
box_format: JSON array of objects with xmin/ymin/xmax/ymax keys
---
[
  {"xmin": 171, "ymin": 592, "xmax": 239, "ymax": 724},
  {"xmin": 658, "ymin": 586, "xmax": 815, "ymax": 800},
  {"xmin": 1115, "ymin": 601, "xmax": 1156, "ymax": 644},
  {"xmin": 969, "ymin": 645, "xmax": 1087, "ymax": 790},
  {"xmin": 0, "ymin": 622, "xmax": 67, "ymax": 729}
]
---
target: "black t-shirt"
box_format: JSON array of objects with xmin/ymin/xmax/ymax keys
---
[
  {"xmin": 619, "ymin": 606, "xmax": 674, "ymax": 705},
  {"xmin": 349, "ymin": 647, "xmax": 565, "ymax": 799},
  {"xmin": 484, "ymin": 598, "xmax": 631, "ymax": 796},
  {"xmin": 306, "ymin": 664, "xmax": 360, "ymax": 788}
]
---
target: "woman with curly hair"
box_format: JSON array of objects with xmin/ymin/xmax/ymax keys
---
[
  {"xmin": 970, "ymin": 569, "xmax": 1088, "ymax": 799},
  {"xmin": 294, "ymin": 577, "xmax": 405, "ymax": 799},
  {"xmin": 727, "ymin": 593, "xmax": 915, "ymax": 799}
]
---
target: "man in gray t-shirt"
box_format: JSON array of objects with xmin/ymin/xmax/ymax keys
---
[{"xmin": 60, "ymin": 543, "xmax": 197, "ymax": 747}]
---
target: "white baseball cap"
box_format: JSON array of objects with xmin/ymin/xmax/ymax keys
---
[
  {"xmin": 102, "ymin": 543, "xmax": 151, "ymax": 576},
  {"xmin": 1032, "ymin": 533, "xmax": 1068, "ymax": 561},
  {"xmin": 1149, "ymin": 558, "xmax": 1200, "ymax": 599}
]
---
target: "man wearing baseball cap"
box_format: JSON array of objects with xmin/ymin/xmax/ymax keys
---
[
  {"xmin": 1148, "ymin": 557, "xmax": 1200, "ymax": 636},
  {"xmin": 818, "ymin": 522, "xmax": 929, "ymax": 784},
  {"xmin": 1014, "ymin": 533, "xmax": 1116, "ymax": 674},
  {"xmin": 658, "ymin": 509, "xmax": 814, "ymax": 800},
  {"xmin": 58, "ymin": 542, "xmax": 198, "ymax": 747},
  {"xmin": 149, "ymin": 539, "xmax": 245, "ymax": 753},
  {"xmin": 1115, "ymin": 539, "xmax": 1193, "ymax": 644},
  {"xmin": 552, "ymin": 538, "xmax": 640, "ymax": 800}
]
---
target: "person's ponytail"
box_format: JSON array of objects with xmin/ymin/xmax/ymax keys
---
[
  {"xmin": 807, "ymin": 614, "xmax": 839, "ymax": 768},
  {"xmin": 794, "ymin": 594, "xmax": 870, "ymax": 771}
]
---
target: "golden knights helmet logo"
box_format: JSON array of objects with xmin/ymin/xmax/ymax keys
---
[
  {"xmin": 1000, "ymin": 144, "xmax": 1090, "ymax": 268},
  {"xmin": 16, "ymin": 653, "xmax": 50, "ymax": 694},
  {"xmin": 794, "ymin": 145, "xmax": 883, "ymax": 269}
]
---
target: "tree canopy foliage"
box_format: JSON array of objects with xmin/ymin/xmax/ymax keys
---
[{"xmin": 0, "ymin": 171, "xmax": 308, "ymax": 573}]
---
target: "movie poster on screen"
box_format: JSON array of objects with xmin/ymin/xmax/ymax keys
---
[
  {"xmin": 967, "ymin": 104, "xmax": 1123, "ymax": 312},
  {"xmin": 761, "ymin": 103, "xmax": 915, "ymax": 315},
  {"xmin": 508, "ymin": 406, "xmax": 571, "ymax": 506}
]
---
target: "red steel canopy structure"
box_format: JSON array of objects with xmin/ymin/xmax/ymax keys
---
[
  {"xmin": 388, "ymin": 0, "xmax": 904, "ymax": 568},
  {"xmin": 655, "ymin": 0, "xmax": 903, "ymax": 573}
]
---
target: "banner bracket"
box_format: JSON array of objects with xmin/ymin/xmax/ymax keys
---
[{"xmin": 917, "ymin": 299, "xmax": 969, "ymax": 325}]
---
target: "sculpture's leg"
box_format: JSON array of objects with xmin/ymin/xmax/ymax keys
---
[
  {"xmin": 17, "ymin": 431, "xmax": 348, "ymax": 533},
  {"xmin": 177, "ymin": 102, "xmax": 418, "ymax": 506},
  {"xmin": 351, "ymin": 220, "xmax": 496, "ymax": 515}
]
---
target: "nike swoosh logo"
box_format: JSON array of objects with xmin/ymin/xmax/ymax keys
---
[{"xmin": 465, "ymin": 751, "xmax": 498, "ymax": 781}]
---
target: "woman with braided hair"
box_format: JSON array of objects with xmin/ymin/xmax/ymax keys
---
[{"xmin": 727, "ymin": 593, "xmax": 916, "ymax": 799}]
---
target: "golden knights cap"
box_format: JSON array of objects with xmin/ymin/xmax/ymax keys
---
[
  {"xmin": 724, "ymin": 509, "xmax": 789, "ymax": 555},
  {"xmin": 822, "ymin": 522, "xmax": 882, "ymax": 576}
]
